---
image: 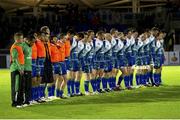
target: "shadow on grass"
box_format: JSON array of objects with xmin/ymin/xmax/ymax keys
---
[{"xmin": 40, "ymin": 85, "xmax": 180, "ymax": 106}]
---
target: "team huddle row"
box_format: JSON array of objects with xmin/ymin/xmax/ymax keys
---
[{"xmin": 10, "ymin": 26, "xmax": 165, "ymax": 107}]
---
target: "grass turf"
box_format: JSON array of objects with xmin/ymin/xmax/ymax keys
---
[{"xmin": 0, "ymin": 66, "xmax": 180, "ymax": 119}]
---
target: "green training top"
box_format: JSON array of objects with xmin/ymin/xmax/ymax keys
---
[{"xmin": 22, "ymin": 42, "xmax": 32, "ymax": 71}]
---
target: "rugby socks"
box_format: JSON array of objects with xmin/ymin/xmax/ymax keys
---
[
  {"xmin": 90, "ymin": 79, "xmax": 96, "ymax": 92},
  {"xmin": 71, "ymin": 80, "xmax": 75, "ymax": 95},
  {"xmin": 147, "ymin": 72, "xmax": 151, "ymax": 83},
  {"xmin": 59, "ymin": 90, "xmax": 64, "ymax": 97},
  {"xmin": 102, "ymin": 77, "xmax": 108, "ymax": 90},
  {"xmin": 31, "ymin": 87, "xmax": 36, "ymax": 100},
  {"xmin": 129, "ymin": 74, "xmax": 133, "ymax": 86},
  {"xmin": 107, "ymin": 77, "xmax": 112, "ymax": 89},
  {"xmin": 159, "ymin": 72, "xmax": 162, "ymax": 84},
  {"xmin": 124, "ymin": 75, "xmax": 129, "ymax": 88},
  {"xmin": 136, "ymin": 74, "xmax": 140, "ymax": 85},
  {"xmin": 56, "ymin": 89, "xmax": 60, "ymax": 97},
  {"xmin": 67, "ymin": 79, "xmax": 75, "ymax": 95},
  {"xmin": 117, "ymin": 75, "xmax": 123, "ymax": 86},
  {"xmin": 48, "ymin": 84, "xmax": 55, "ymax": 97},
  {"xmin": 47, "ymin": 86, "xmax": 52, "ymax": 97},
  {"xmin": 67, "ymin": 80, "xmax": 71, "ymax": 95},
  {"xmin": 40, "ymin": 84, "xmax": 46, "ymax": 98},
  {"xmin": 154, "ymin": 73, "xmax": 158, "ymax": 85},
  {"xmin": 156, "ymin": 73, "xmax": 161, "ymax": 85},
  {"xmin": 52, "ymin": 85, "xmax": 55, "ymax": 96},
  {"xmin": 141, "ymin": 74, "xmax": 146, "ymax": 85},
  {"xmin": 150, "ymin": 71, "xmax": 154, "ymax": 84},
  {"xmin": 112, "ymin": 77, "xmax": 116, "ymax": 88},
  {"xmin": 75, "ymin": 81, "xmax": 80, "ymax": 94},
  {"xmin": 96, "ymin": 77, "xmax": 101, "ymax": 92},
  {"xmin": 84, "ymin": 80, "xmax": 89, "ymax": 92}
]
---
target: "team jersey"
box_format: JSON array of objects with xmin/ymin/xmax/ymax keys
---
[
  {"xmin": 111, "ymin": 37, "xmax": 118, "ymax": 58},
  {"xmin": 93, "ymin": 38, "xmax": 104, "ymax": 62},
  {"xmin": 124, "ymin": 37, "xmax": 132, "ymax": 54},
  {"xmin": 65, "ymin": 38, "xmax": 71, "ymax": 58},
  {"xmin": 143, "ymin": 38, "xmax": 150, "ymax": 56},
  {"xmin": 155, "ymin": 41, "xmax": 164, "ymax": 55},
  {"xmin": 70, "ymin": 38, "xmax": 84, "ymax": 61},
  {"xmin": 149, "ymin": 35, "xmax": 156, "ymax": 55},
  {"xmin": 81, "ymin": 41, "xmax": 94, "ymax": 65},
  {"xmin": 36, "ymin": 39, "xmax": 46, "ymax": 58},
  {"xmin": 131, "ymin": 39, "xmax": 139, "ymax": 57},
  {"xmin": 103, "ymin": 40, "xmax": 112, "ymax": 61},
  {"xmin": 137, "ymin": 39, "xmax": 144, "ymax": 58},
  {"xmin": 32, "ymin": 43, "xmax": 37, "ymax": 60},
  {"xmin": 57, "ymin": 40, "xmax": 65, "ymax": 62},
  {"xmin": 116, "ymin": 39, "xmax": 125, "ymax": 57},
  {"xmin": 50, "ymin": 43, "xmax": 60, "ymax": 63},
  {"xmin": 23, "ymin": 42, "xmax": 32, "ymax": 71}
]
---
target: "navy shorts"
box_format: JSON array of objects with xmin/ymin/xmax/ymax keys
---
[
  {"xmin": 118, "ymin": 57, "xmax": 128, "ymax": 67},
  {"xmin": 65, "ymin": 57, "xmax": 70, "ymax": 70},
  {"xmin": 93, "ymin": 61, "xmax": 104, "ymax": 70},
  {"xmin": 104, "ymin": 61, "xmax": 113, "ymax": 72},
  {"xmin": 32, "ymin": 59, "xmax": 38, "ymax": 77},
  {"xmin": 71, "ymin": 60, "xmax": 81, "ymax": 72},
  {"xmin": 112, "ymin": 59, "xmax": 119, "ymax": 69},
  {"xmin": 82, "ymin": 64, "xmax": 93, "ymax": 73},
  {"xmin": 52, "ymin": 62, "xmax": 60, "ymax": 74},
  {"xmin": 59, "ymin": 62, "xmax": 67, "ymax": 75},
  {"xmin": 37, "ymin": 57, "xmax": 45, "ymax": 77}
]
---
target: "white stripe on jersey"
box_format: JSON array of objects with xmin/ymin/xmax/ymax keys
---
[
  {"xmin": 83, "ymin": 42, "xmax": 93, "ymax": 56},
  {"xmin": 71, "ymin": 37, "xmax": 77, "ymax": 50},
  {"xmin": 138, "ymin": 39, "xmax": 143, "ymax": 47},
  {"xmin": 77, "ymin": 40, "xmax": 84, "ymax": 53},
  {"xmin": 111, "ymin": 37, "xmax": 117, "ymax": 47},
  {"xmin": 156, "ymin": 41, "xmax": 161, "ymax": 48},
  {"xmin": 130, "ymin": 37, "xmax": 135, "ymax": 45},
  {"xmin": 94, "ymin": 38, "xmax": 103, "ymax": 52},
  {"xmin": 104, "ymin": 40, "xmax": 111, "ymax": 53}
]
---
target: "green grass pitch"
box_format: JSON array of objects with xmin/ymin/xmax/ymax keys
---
[{"xmin": 0, "ymin": 66, "xmax": 180, "ymax": 119}]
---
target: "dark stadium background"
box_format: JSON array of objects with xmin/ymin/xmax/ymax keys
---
[{"xmin": 0, "ymin": 0, "xmax": 180, "ymax": 67}]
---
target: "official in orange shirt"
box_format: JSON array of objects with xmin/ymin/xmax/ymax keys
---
[
  {"xmin": 50, "ymin": 36, "xmax": 60, "ymax": 75},
  {"xmin": 64, "ymin": 29, "xmax": 75, "ymax": 70},
  {"xmin": 56, "ymin": 34, "xmax": 68, "ymax": 98}
]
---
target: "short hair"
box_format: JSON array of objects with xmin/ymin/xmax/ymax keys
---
[
  {"xmin": 151, "ymin": 27, "xmax": 159, "ymax": 31},
  {"xmin": 96, "ymin": 30, "xmax": 104, "ymax": 37},
  {"xmin": 110, "ymin": 28, "xmax": 117, "ymax": 35},
  {"xmin": 40, "ymin": 26, "xmax": 49, "ymax": 34},
  {"xmin": 26, "ymin": 31, "xmax": 35, "ymax": 42},
  {"xmin": 87, "ymin": 30, "xmax": 94, "ymax": 35},
  {"xmin": 77, "ymin": 32, "xmax": 84, "ymax": 39},
  {"xmin": 58, "ymin": 33, "xmax": 65, "ymax": 39},
  {"xmin": 14, "ymin": 32, "xmax": 23, "ymax": 40},
  {"xmin": 124, "ymin": 28, "xmax": 132, "ymax": 35},
  {"xmin": 67, "ymin": 29, "xmax": 75, "ymax": 35}
]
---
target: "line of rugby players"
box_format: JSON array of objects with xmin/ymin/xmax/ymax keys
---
[{"xmin": 30, "ymin": 26, "xmax": 165, "ymax": 103}]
